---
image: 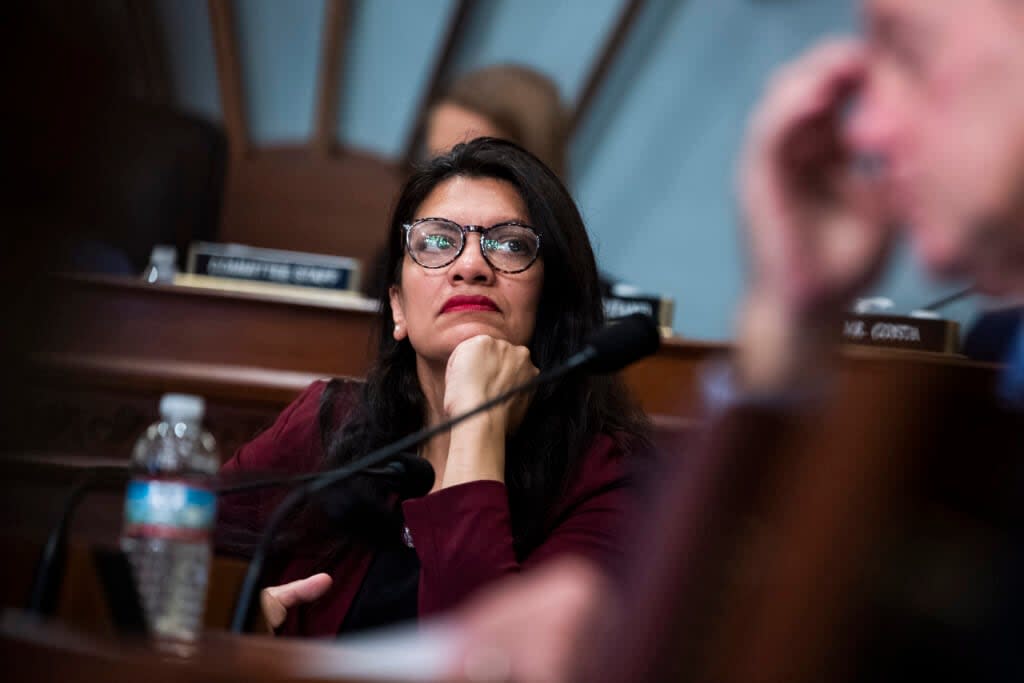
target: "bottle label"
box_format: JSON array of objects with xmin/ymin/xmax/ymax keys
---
[{"xmin": 123, "ymin": 478, "xmax": 217, "ymax": 542}]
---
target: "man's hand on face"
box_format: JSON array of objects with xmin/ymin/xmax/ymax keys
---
[{"xmin": 736, "ymin": 38, "xmax": 895, "ymax": 390}]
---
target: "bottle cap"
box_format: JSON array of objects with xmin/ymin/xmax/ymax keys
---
[
  {"xmin": 852, "ymin": 296, "xmax": 895, "ymax": 314},
  {"xmin": 149, "ymin": 245, "xmax": 177, "ymax": 266},
  {"xmin": 611, "ymin": 282, "xmax": 643, "ymax": 297},
  {"xmin": 159, "ymin": 393, "xmax": 205, "ymax": 422},
  {"xmin": 909, "ymin": 309, "xmax": 941, "ymax": 320}
]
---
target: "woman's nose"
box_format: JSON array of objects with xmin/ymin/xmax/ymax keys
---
[{"xmin": 448, "ymin": 233, "xmax": 495, "ymax": 283}]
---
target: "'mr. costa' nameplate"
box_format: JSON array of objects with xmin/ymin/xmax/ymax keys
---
[{"xmin": 840, "ymin": 314, "xmax": 960, "ymax": 354}]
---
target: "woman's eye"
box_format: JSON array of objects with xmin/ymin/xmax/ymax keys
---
[
  {"xmin": 485, "ymin": 238, "xmax": 524, "ymax": 253},
  {"xmin": 422, "ymin": 234, "xmax": 456, "ymax": 251}
]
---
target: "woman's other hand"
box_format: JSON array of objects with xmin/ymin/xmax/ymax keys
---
[
  {"xmin": 260, "ymin": 573, "xmax": 333, "ymax": 633},
  {"xmin": 441, "ymin": 335, "xmax": 539, "ymax": 488}
]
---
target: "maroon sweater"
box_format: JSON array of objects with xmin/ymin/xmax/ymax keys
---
[{"xmin": 218, "ymin": 380, "xmax": 634, "ymax": 637}]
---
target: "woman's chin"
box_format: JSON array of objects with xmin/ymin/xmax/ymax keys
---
[
  {"xmin": 410, "ymin": 325, "xmax": 506, "ymax": 360},
  {"xmin": 442, "ymin": 318, "xmax": 514, "ymax": 343},
  {"xmin": 454, "ymin": 330, "xmax": 509, "ymax": 350}
]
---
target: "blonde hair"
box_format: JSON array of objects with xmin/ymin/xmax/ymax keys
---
[{"xmin": 436, "ymin": 64, "xmax": 569, "ymax": 179}]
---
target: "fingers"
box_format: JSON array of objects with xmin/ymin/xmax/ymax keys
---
[
  {"xmin": 738, "ymin": 37, "xmax": 871, "ymax": 304},
  {"xmin": 448, "ymin": 335, "xmax": 538, "ymax": 392},
  {"xmin": 747, "ymin": 38, "xmax": 866, "ymax": 155},
  {"xmin": 445, "ymin": 336, "xmax": 538, "ymax": 428},
  {"xmin": 741, "ymin": 37, "xmax": 867, "ymax": 208},
  {"xmin": 260, "ymin": 573, "xmax": 333, "ymax": 632}
]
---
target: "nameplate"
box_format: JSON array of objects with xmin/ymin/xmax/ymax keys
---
[
  {"xmin": 187, "ymin": 242, "xmax": 360, "ymax": 292},
  {"xmin": 604, "ymin": 295, "xmax": 675, "ymax": 337},
  {"xmin": 840, "ymin": 314, "xmax": 960, "ymax": 354}
]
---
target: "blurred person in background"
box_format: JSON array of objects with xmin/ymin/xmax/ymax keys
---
[
  {"xmin": 425, "ymin": 64, "xmax": 569, "ymax": 180},
  {"xmin": 437, "ymin": 1, "xmax": 1024, "ymax": 680}
]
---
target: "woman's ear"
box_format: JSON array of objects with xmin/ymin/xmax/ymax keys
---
[{"xmin": 389, "ymin": 285, "xmax": 408, "ymax": 341}]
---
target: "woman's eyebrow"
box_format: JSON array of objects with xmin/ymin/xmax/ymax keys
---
[{"xmin": 414, "ymin": 216, "xmax": 532, "ymax": 226}]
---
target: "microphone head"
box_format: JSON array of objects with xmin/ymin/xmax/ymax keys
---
[
  {"xmin": 317, "ymin": 454, "xmax": 435, "ymax": 534},
  {"xmin": 384, "ymin": 453, "xmax": 436, "ymax": 498},
  {"xmin": 584, "ymin": 314, "xmax": 661, "ymax": 373}
]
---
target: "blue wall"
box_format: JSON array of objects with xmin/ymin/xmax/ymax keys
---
[{"xmin": 156, "ymin": 0, "xmax": 980, "ymax": 340}]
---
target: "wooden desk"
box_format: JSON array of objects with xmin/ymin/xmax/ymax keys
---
[
  {"xmin": 23, "ymin": 272, "xmax": 723, "ymax": 407},
  {"xmin": 1, "ymin": 274, "xmax": 1012, "ymax": 683},
  {"xmin": 8, "ymin": 273, "xmax": 1002, "ymax": 460},
  {"xmin": 11, "ymin": 273, "xmax": 718, "ymax": 457},
  {"xmin": 2, "ymin": 608, "xmax": 445, "ymax": 682}
]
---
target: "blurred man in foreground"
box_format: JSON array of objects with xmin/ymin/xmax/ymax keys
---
[
  {"xmin": 443, "ymin": 1, "xmax": 1024, "ymax": 680},
  {"xmin": 734, "ymin": 0, "xmax": 1024, "ymax": 400}
]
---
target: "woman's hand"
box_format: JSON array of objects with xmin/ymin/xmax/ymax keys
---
[
  {"xmin": 443, "ymin": 335, "xmax": 539, "ymax": 433},
  {"xmin": 736, "ymin": 38, "xmax": 894, "ymax": 390},
  {"xmin": 441, "ymin": 335, "xmax": 539, "ymax": 488},
  {"xmin": 259, "ymin": 573, "xmax": 332, "ymax": 633}
]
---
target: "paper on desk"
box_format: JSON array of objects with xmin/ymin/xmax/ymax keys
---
[{"xmin": 324, "ymin": 620, "xmax": 461, "ymax": 680}]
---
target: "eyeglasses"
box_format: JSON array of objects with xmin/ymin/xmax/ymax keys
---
[{"xmin": 402, "ymin": 217, "xmax": 541, "ymax": 273}]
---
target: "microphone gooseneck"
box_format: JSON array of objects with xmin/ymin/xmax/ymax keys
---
[
  {"xmin": 227, "ymin": 315, "xmax": 661, "ymax": 632},
  {"xmin": 919, "ymin": 286, "xmax": 975, "ymax": 312},
  {"xmin": 27, "ymin": 465, "xmax": 130, "ymax": 616},
  {"xmin": 383, "ymin": 454, "xmax": 436, "ymax": 499},
  {"xmin": 228, "ymin": 453, "xmax": 439, "ymax": 632},
  {"xmin": 215, "ymin": 452, "xmax": 432, "ymax": 495}
]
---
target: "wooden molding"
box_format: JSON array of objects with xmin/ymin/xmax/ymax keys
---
[
  {"xmin": 127, "ymin": 0, "xmax": 173, "ymax": 105},
  {"xmin": 207, "ymin": 0, "xmax": 249, "ymax": 159},
  {"xmin": 570, "ymin": 0, "xmax": 647, "ymax": 135},
  {"xmin": 400, "ymin": 0, "xmax": 476, "ymax": 168},
  {"xmin": 215, "ymin": 143, "xmax": 403, "ymax": 270},
  {"xmin": 312, "ymin": 0, "xmax": 350, "ymax": 156}
]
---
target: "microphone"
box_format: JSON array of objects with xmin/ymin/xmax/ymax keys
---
[
  {"xmin": 228, "ymin": 314, "xmax": 660, "ymax": 632},
  {"xmin": 317, "ymin": 454, "xmax": 436, "ymax": 531},
  {"xmin": 24, "ymin": 452, "xmax": 426, "ymax": 621},
  {"xmin": 568, "ymin": 313, "xmax": 662, "ymax": 374},
  {"xmin": 918, "ymin": 286, "xmax": 975, "ymax": 312},
  {"xmin": 227, "ymin": 454, "xmax": 436, "ymax": 632},
  {"xmin": 378, "ymin": 453, "xmax": 436, "ymax": 499}
]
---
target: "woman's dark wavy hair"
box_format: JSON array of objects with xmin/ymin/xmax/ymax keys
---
[{"xmin": 319, "ymin": 137, "xmax": 649, "ymax": 557}]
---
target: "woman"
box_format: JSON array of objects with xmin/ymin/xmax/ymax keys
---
[{"xmin": 218, "ymin": 138, "xmax": 649, "ymax": 637}]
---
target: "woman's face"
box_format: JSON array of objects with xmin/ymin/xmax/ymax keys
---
[{"xmin": 389, "ymin": 176, "xmax": 545, "ymax": 364}]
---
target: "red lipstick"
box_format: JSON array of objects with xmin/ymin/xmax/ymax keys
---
[{"xmin": 441, "ymin": 295, "xmax": 500, "ymax": 314}]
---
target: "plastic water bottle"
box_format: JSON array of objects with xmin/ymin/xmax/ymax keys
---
[
  {"xmin": 141, "ymin": 244, "xmax": 178, "ymax": 284},
  {"xmin": 121, "ymin": 394, "xmax": 219, "ymax": 647}
]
